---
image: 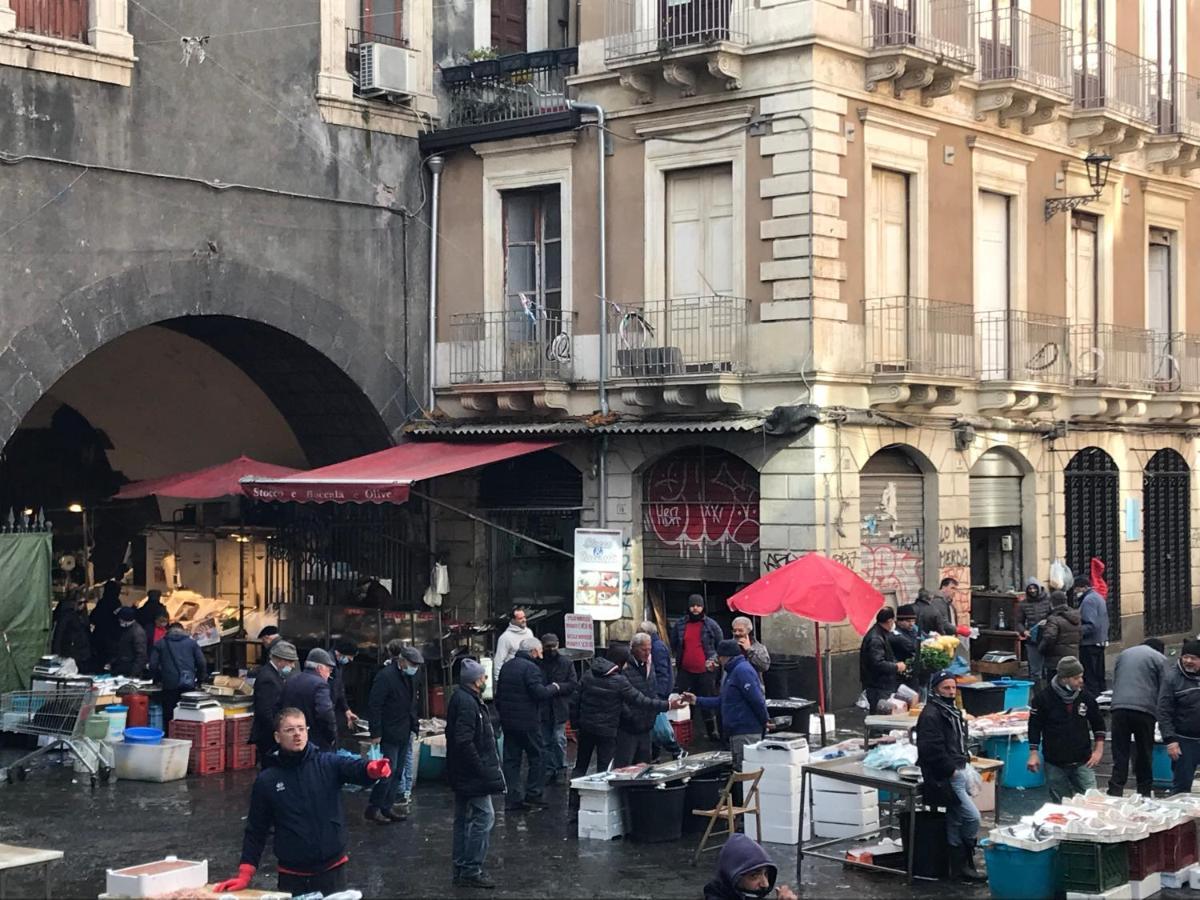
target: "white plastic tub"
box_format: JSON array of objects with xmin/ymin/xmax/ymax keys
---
[
  {"xmin": 106, "ymin": 856, "xmax": 207, "ymax": 898},
  {"xmin": 113, "ymin": 737, "xmax": 192, "ymax": 783}
]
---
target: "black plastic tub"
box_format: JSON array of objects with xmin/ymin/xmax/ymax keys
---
[
  {"xmin": 683, "ymin": 775, "xmax": 727, "ymax": 834},
  {"xmin": 624, "ymin": 782, "xmax": 688, "ymax": 843}
]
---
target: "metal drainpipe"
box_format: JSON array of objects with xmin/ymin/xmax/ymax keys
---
[
  {"xmin": 427, "ymin": 155, "xmax": 445, "ymax": 413},
  {"xmin": 570, "ymin": 101, "xmax": 610, "ymax": 528}
]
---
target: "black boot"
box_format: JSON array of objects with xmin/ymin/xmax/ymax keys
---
[{"xmin": 954, "ymin": 842, "xmax": 987, "ymax": 884}]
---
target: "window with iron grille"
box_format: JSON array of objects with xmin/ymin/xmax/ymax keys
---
[
  {"xmin": 1143, "ymin": 449, "xmax": 1190, "ymax": 636},
  {"xmin": 1064, "ymin": 446, "xmax": 1120, "ymax": 640}
]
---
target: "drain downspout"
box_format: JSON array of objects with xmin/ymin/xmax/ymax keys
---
[{"xmin": 427, "ymin": 155, "xmax": 444, "ymax": 413}]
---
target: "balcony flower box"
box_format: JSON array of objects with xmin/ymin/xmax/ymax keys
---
[
  {"xmin": 441, "ymin": 64, "xmax": 473, "ymax": 84},
  {"xmin": 498, "ymin": 51, "xmax": 530, "ymax": 73},
  {"xmin": 471, "ymin": 58, "xmax": 502, "ymax": 78}
]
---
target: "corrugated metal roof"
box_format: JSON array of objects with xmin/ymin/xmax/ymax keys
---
[{"xmin": 404, "ymin": 417, "xmax": 767, "ymax": 437}]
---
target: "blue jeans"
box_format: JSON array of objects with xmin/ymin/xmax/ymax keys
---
[
  {"xmin": 368, "ymin": 734, "xmax": 411, "ymax": 811},
  {"xmin": 452, "ymin": 793, "xmax": 495, "ymax": 879},
  {"xmin": 945, "ymin": 768, "xmax": 982, "ymax": 847},
  {"xmin": 399, "ymin": 737, "xmax": 416, "ymax": 799},
  {"xmin": 1172, "ymin": 736, "xmax": 1200, "ymax": 794},
  {"xmin": 541, "ymin": 720, "xmax": 566, "ymax": 780}
]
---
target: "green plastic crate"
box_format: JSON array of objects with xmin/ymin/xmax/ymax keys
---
[{"xmin": 1057, "ymin": 841, "xmax": 1129, "ymax": 894}]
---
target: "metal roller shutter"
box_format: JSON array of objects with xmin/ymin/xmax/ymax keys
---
[
  {"xmin": 970, "ymin": 452, "xmax": 1022, "ymax": 529},
  {"xmin": 860, "ymin": 450, "xmax": 926, "ymax": 605}
]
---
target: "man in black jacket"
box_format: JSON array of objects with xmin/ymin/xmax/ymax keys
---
[
  {"xmin": 1158, "ymin": 639, "xmax": 1200, "ymax": 794},
  {"xmin": 859, "ymin": 607, "xmax": 906, "ymax": 713},
  {"xmin": 916, "ymin": 670, "xmax": 985, "ymax": 884},
  {"xmin": 250, "ymin": 641, "xmax": 296, "ymax": 764},
  {"xmin": 329, "ymin": 638, "xmax": 360, "ymax": 739},
  {"xmin": 213, "ymin": 707, "xmax": 390, "ymax": 896},
  {"xmin": 281, "ymin": 648, "xmax": 339, "ymax": 751},
  {"xmin": 51, "ymin": 591, "xmax": 92, "ymax": 673},
  {"xmin": 537, "ymin": 633, "xmax": 577, "ymax": 785},
  {"xmin": 150, "ymin": 622, "xmax": 207, "ymax": 724},
  {"xmin": 496, "ymin": 637, "xmax": 561, "ymax": 812},
  {"xmin": 1027, "ymin": 656, "xmax": 1105, "ymax": 802},
  {"xmin": 888, "ymin": 604, "xmax": 922, "ymax": 691},
  {"xmin": 447, "ymin": 659, "xmax": 505, "ymax": 890},
  {"xmin": 365, "ymin": 640, "xmax": 423, "ymax": 824},
  {"xmin": 616, "ymin": 633, "xmax": 668, "ymax": 767},
  {"xmin": 110, "ymin": 606, "xmax": 148, "ymax": 677}
]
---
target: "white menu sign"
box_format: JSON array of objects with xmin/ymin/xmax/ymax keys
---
[{"xmin": 573, "ymin": 528, "xmax": 623, "ymax": 621}]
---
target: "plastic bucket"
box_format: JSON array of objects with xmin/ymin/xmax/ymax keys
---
[
  {"xmin": 1153, "ymin": 742, "xmax": 1174, "ymax": 786},
  {"xmin": 104, "ymin": 706, "xmax": 129, "ymax": 741},
  {"xmin": 993, "ymin": 678, "xmax": 1033, "ymax": 709},
  {"xmin": 982, "ymin": 838, "xmax": 1058, "ymax": 900},
  {"xmin": 624, "ymin": 782, "xmax": 687, "ymax": 843},
  {"xmin": 984, "ymin": 735, "xmax": 1045, "ymax": 789},
  {"xmin": 683, "ymin": 776, "xmax": 725, "ymax": 834},
  {"xmin": 123, "ymin": 727, "xmax": 164, "ymax": 745},
  {"xmin": 84, "ymin": 712, "xmax": 111, "ymax": 740},
  {"xmin": 124, "ymin": 693, "xmax": 149, "ymax": 728}
]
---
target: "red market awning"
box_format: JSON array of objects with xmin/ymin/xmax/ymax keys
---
[
  {"xmin": 114, "ymin": 455, "xmax": 303, "ymax": 500},
  {"xmin": 240, "ymin": 440, "xmax": 561, "ymax": 504}
]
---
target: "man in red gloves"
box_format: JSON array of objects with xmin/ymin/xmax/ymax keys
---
[{"xmin": 214, "ymin": 706, "xmax": 391, "ymax": 896}]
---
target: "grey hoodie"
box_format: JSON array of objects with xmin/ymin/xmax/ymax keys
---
[
  {"xmin": 492, "ymin": 621, "xmax": 531, "ymax": 687},
  {"xmin": 1111, "ymin": 643, "xmax": 1167, "ymax": 716}
]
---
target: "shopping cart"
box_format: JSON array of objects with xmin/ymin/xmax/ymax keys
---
[{"xmin": 0, "ymin": 687, "xmax": 111, "ymax": 787}]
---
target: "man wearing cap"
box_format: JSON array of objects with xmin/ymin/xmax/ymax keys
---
[
  {"xmin": 365, "ymin": 640, "xmax": 423, "ymax": 824},
  {"xmin": 670, "ymin": 595, "xmax": 724, "ymax": 740},
  {"xmin": 692, "ymin": 639, "xmax": 769, "ymax": 772},
  {"xmin": 496, "ymin": 636, "xmax": 562, "ymax": 812},
  {"xmin": 1027, "ymin": 656, "xmax": 1106, "ymax": 802},
  {"xmin": 110, "ymin": 606, "xmax": 148, "ymax": 677},
  {"xmin": 251, "ymin": 640, "xmax": 297, "ymax": 765},
  {"xmin": 446, "ymin": 659, "xmax": 504, "ymax": 890},
  {"xmin": 859, "ymin": 608, "xmax": 906, "ymax": 714},
  {"xmin": 916, "ymin": 670, "xmax": 986, "ymax": 883},
  {"xmin": 329, "ymin": 638, "xmax": 360, "ymax": 738},
  {"xmin": 281, "ymin": 648, "xmax": 339, "ymax": 751},
  {"xmin": 1158, "ymin": 639, "xmax": 1200, "ymax": 794},
  {"xmin": 888, "ymin": 604, "xmax": 922, "ymax": 691},
  {"xmin": 537, "ymin": 633, "xmax": 577, "ymax": 785}
]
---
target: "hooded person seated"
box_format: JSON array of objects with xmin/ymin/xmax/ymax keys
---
[{"xmin": 703, "ymin": 834, "xmax": 798, "ymax": 900}]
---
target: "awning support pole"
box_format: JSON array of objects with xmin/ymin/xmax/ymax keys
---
[{"xmin": 408, "ymin": 488, "xmax": 574, "ymax": 560}]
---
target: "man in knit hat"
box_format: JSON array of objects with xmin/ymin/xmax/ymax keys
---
[
  {"xmin": 670, "ymin": 595, "xmax": 723, "ymax": 740},
  {"xmin": 446, "ymin": 659, "xmax": 504, "ymax": 889},
  {"xmin": 1027, "ymin": 656, "xmax": 1105, "ymax": 802},
  {"xmin": 1158, "ymin": 639, "xmax": 1200, "ymax": 794}
]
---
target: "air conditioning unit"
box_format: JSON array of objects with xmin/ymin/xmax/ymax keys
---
[{"xmin": 359, "ymin": 42, "xmax": 417, "ymax": 98}]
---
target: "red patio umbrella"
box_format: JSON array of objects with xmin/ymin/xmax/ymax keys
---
[{"xmin": 727, "ymin": 553, "xmax": 885, "ymax": 713}]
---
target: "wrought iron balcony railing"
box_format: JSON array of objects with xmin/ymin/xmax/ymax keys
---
[
  {"xmin": 863, "ymin": 296, "xmax": 974, "ymax": 379},
  {"xmin": 449, "ymin": 308, "xmax": 576, "ymax": 385},
  {"xmin": 604, "ymin": 0, "xmax": 748, "ymax": 62},
  {"xmin": 440, "ymin": 47, "xmax": 577, "ymax": 130},
  {"xmin": 1155, "ymin": 72, "xmax": 1200, "ymax": 140},
  {"xmin": 1070, "ymin": 324, "xmax": 1156, "ymax": 390},
  {"xmin": 976, "ymin": 7, "xmax": 1070, "ymax": 96},
  {"xmin": 976, "ymin": 310, "xmax": 1072, "ymax": 385},
  {"xmin": 608, "ymin": 296, "xmax": 750, "ymax": 379},
  {"xmin": 1073, "ymin": 42, "xmax": 1157, "ymax": 125},
  {"xmin": 863, "ymin": 0, "xmax": 976, "ymax": 66}
]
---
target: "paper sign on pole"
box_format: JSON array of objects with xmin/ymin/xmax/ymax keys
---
[
  {"xmin": 573, "ymin": 528, "xmax": 623, "ymax": 621},
  {"xmin": 564, "ymin": 613, "xmax": 595, "ymax": 652}
]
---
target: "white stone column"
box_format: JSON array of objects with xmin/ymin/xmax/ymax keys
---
[
  {"xmin": 318, "ymin": 0, "xmax": 355, "ymax": 100},
  {"xmin": 0, "ymin": 0, "xmax": 17, "ymax": 34},
  {"xmin": 89, "ymin": 0, "xmax": 134, "ymax": 55}
]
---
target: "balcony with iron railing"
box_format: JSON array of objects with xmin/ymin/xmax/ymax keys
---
[
  {"xmin": 12, "ymin": 0, "xmax": 88, "ymax": 43},
  {"xmin": 863, "ymin": 296, "xmax": 974, "ymax": 379},
  {"xmin": 1148, "ymin": 72, "xmax": 1200, "ymax": 169},
  {"xmin": 863, "ymin": 0, "xmax": 976, "ymax": 100},
  {"xmin": 1069, "ymin": 324, "xmax": 1157, "ymax": 391},
  {"xmin": 1068, "ymin": 43, "xmax": 1157, "ymax": 151},
  {"xmin": 973, "ymin": 7, "xmax": 1070, "ymax": 128},
  {"xmin": 608, "ymin": 296, "xmax": 751, "ymax": 382},
  {"xmin": 449, "ymin": 308, "xmax": 576, "ymax": 386},
  {"xmin": 975, "ymin": 310, "xmax": 1072, "ymax": 386},
  {"xmin": 422, "ymin": 47, "xmax": 579, "ymax": 152}
]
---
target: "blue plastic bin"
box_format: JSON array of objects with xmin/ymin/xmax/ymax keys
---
[
  {"xmin": 1154, "ymin": 742, "xmax": 1174, "ymax": 786},
  {"xmin": 982, "ymin": 838, "xmax": 1058, "ymax": 900},
  {"xmin": 983, "ymin": 735, "xmax": 1045, "ymax": 788},
  {"xmin": 123, "ymin": 727, "xmax": 164, "ymax": 745},
  {"xmin": 993, "ymin": 678, "xmax": 1033, "ymax": 709}
]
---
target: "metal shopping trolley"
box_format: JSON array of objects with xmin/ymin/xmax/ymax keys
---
[{"xmin": 0, "ymin": 687, "xmax": 111, "ymax": 787}]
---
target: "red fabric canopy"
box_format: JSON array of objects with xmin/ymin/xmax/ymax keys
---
[
  {"xmin": 727, "ymin": 552, "xmax": 883, "ymax": 636},
  {"xmin": 241, "ymin": 440, "xmax": 561, "ymax": 504},
  {"xmin": 114, "ymin": 455, "xmax": 302, "ymax": 500}
]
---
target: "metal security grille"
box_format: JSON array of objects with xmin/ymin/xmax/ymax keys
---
[
  {"xmin": 1143, "ymin": 448, "xmax": 1191, "ymax": 636},
  {"xmin": 861, "ymin": 449, "xmax": 926, "ymax": 607},
  {"xmin": 1065, "ymin": 447, "xmax": 1120, "ymax": 640}
]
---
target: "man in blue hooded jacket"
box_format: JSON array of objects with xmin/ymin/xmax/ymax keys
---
[
  {"xmin": 703, "ymin": 833, "xmax": 798, "ymax": 900},
  {"xmin": 694, "ymin": 639, "xmax": 769, "ymax": 771}
]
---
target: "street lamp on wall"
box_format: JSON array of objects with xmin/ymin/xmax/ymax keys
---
[{"xmin": 1044, "ymin": 152, "xmax": 1113, "ymax": 221}]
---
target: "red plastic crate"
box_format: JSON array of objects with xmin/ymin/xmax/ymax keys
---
[
  {"xmin": 225, "ymin": 717, "xmax": 253, "ymax": 746},
  {"xmin": 671, "ymin": 719, "xmax": 692, "ymax": 748},
  {"xmin": 1128, "ymin": 832, "xmax": 1166, "ymax": 880},
  {"xmin": 1164, "ymin": 822, "xmax": 1198, "ymax": 868},
  {"xmin": 169, "ymin": 719, "xmax": 225, "ymax": 750},
  {"xmin": 227, "ymin": 742, "xmax": 256, "ymax": 771},
  {"xmin": 191, "ymin": 745, "xmax": 226, "ymax": 776}
]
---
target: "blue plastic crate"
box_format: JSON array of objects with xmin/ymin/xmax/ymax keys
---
[
  {"xmin": 983, "ymin": 735, "xmax": 1045, "ymax": 789},
  {"xmin": 982, "ymin": 839, "xmax": 1058, "ymax": 900},
  {"xmin": 992, "ymin": 677, "xmax": 1033, "ymax": 709}
]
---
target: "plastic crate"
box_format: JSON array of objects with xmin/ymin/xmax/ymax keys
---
[
  {"xmin": 981, "ymin": 839, "xmax": 1057, "ymax": 900},
  {"xmin": 227, "ymin": 742, "xmax": 256, "ymax": 771},
  {"xmin": 671, "ymin": 719, "xmax": 692, "ymax": 748},
  {"xmin": 190, "ymin": 745, "xmax": 225, "ymax": 776},
  {"xmin": 169, "ymin": 719, "xmax": 225, "ymax": 750},
  {"xmin": 983, "ymin": 736, "xmax": 1045, "ymax": 789},
  {"xmin": 225, "ymin": 716, "xmax": 253, "ymax": 747},
  {"xmin": 1164, "ymin": 822, "xmax": 1198, "ymax": 868},
  {"xmin": 1057, "ymin": 840, "xmax": 1129, "ymax": 894},
  {"xmin": 1128, "ymin": 832, "xmax": 1166, "ymax": 880}
]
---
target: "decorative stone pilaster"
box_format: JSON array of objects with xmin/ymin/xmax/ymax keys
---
[
  {"xmin": 88, "ymin": 0, "xmax": 134, "ymax": 56},
  {"xmin": 0, "ymin": 1, "xmax": 16, "ymax": 34}
]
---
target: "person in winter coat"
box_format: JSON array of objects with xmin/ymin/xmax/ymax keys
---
[
  {"xmin": 859, "ymin": 608, "xmax": 907, "ymax": 714},
  {"xmin": 365, "ymin": 641, "xmax": 423, "ymax": 824},
  {"xmin": 250, "ymin": 640, "xmax": 296, "ymax": 763},
  {"xmin": 695, "ymin": 640, "xmax": 769, "ymax": 771},
  {"xmin": 90, "ymin": 564, "xmax": 129, "ymax": 669},
  {"xmin": 496, "ymin": 637, "xmax": 561, "ymax": 812},
  {"xmin": 639, "ymin": 621, "xmax": 682, "ymax": 759},
  {"xmin": 492, "ymin": 607, "xmax": 530, "ymax": 692},
  {"xmin": 110, "ymin": 606, "xmax": 148, "ymax": 677},
  {"xmin": 52, "ymin": 591, "xmax": 92, "ymax": 672},
  {"xmin": 732, "ymin": 616, "xmax": 771, "ymax": 683},
  {"xmin": 670, "ymin": 595, "xmax": 724, "ymax": 740},
  {"xmin": 1075, "ymin": 574, "xmax": 1109, "ymax": 695},
  {"xmin": 213, "ymin": 707, "xmax": 391, "ymax": 897},
  {"xmin": 1108, "ymin": 638, "xmax": 1167, "ymax": 797},
  {"xmin": 150, "ymin": 622, "xmax": 207, "ymax": 724},
  {"xmin": 571, "ymin": 647, "xmax": 675, "ymax": 777},
  {"xmin": 1157, "ymin": 639, "xmax": 1200, "ymax": 795},
  {"xmin": 537, "ymin": 633, "xmax": 577, "ymax": 785},
  {"xmin": 1027, "ymin": 656, "xmax": 1106, "ymax": 802},
  {"xmin": 1037, "ymin": 591, "xmax": 1081, "ymax": 679},
  {"xmin": 281, "ymin": 648, "xmax": 339, "ymax": 751},
  {"xmin": 136, "ymin": 589, "xmax": 167, "ymax": 653},
  {"xmin": 1017, "ymin": 577, "xmax": 1053, "ymax": 685},
  {"xmin": 916, "ymin": 670, "xmax": 985, "ymax": 884},
  {"xmin": 446, "ymin": 659, "xmax": 505, "ymax": 890},
  {"xmin": 888, "ymin": 604, "xmax": 922, "ymax": 691},
  {"xmin": 329, "ymin": 638, "xmax": 360, "ymax": 738},
  {"xmin": 914, "ymin": 588, "xmax": 954, "ymax": 637},
  {"xmin": 703, "ymin": 834, "xmax": 799, "ymax": 900},
  {"xmin": 616, "ymin": 633, "xmax": 671, "ymax": 767}
]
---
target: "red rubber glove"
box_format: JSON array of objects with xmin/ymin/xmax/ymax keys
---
[
  {"xmin": 956, "ymin": 625, "xmax": 973, "ymax": 637},
  {"xmin": 366, "ymin": 758, "xmax": 392, "ymax": 780},
  {"xmin": 214, "ymin": 863, "xmax": 255, "ymax": 893}
]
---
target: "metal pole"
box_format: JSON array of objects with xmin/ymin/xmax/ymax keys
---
[
  {"xmin": 408, "ymin": 488, "xmax": 573, "ymax": 559},
  {"xmin": 427, "ymin": 155, "xmax": 445, "ymax": 413}
]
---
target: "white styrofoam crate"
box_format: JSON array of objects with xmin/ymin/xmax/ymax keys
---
[
  {"xmin": 579, "ymin": 791, "xmax": 623, "ymax": 817},
  {"xmin": 571, "ymin": 775, "xmax": 619, "ymax": 794},
  {"xmin": 810, "ymin": 776, "xmax": 875, "ymax": 797},
  {"xmin": 808, "ymin": 713, "xmax": 835, "ymax": 735},
  {"xmin": 812, "ymin": 790, "xmax": 878, "ymax": 825},
  {"xmin": 578, "ymin": 824, "xmax": 623, "ymax": 841},
  {"xmin": 760, "ymin": 820, "xmax": 801, "ymax": 845},
  {"xmin": 812, "ymin": 815, "xmax": 880, "ymax": 839},
  {"xmin": 172, "ymin": 706, "xmax": 223, "ymax": 723},
  {"xmin": 666, "ymin": 704, "xmax": 691, "ymax": 722},
  {"xmin": 759, "ymin": 791, "xmax": 802, "ymax": 820},
  {"xmin": 1160, "ymin": 864, "xmax": 1196, "ymax": 889},
  {"xmin": 757, "ymin": 766, "xmax": 802, "ymax": 796},
  {"xmin": 578, "ymin": 807, "xmax": 624, "ymax": 834},
  {"xmin": 1065, "ymin": 884, "xmax": 1133, "ymax": 900},
  {"xmin": 744, "ymin": 737, "xmax": 809, "ymax": 767},
  {"xmin": 106, "ymin": 857, "xmax": 208, "ymax": 898},
  {"xmin": 1129, "ymin": 872, "xmax": 1161, "ymax": 900}
]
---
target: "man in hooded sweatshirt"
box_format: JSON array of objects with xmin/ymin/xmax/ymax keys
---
[
  {"xmin": 111, "ymin": 606, "xmax": 148, "ymax": 677},
  {"xmin": 492, "ymin": 607, "xmax": 530, "ymax": 693},
  {"xmin": 1158, "ymin": 638, "xmax": 1200, "ymax": 795},
  {"xmin": 1027, "ymin": 656, "xmax": 1105, "ymax": 802},
  {"xmin": 1037, "ymin": 590, "xmax": 1081, "ymax": 681},
  {"xmin": 670, "ymin": 595, "xmax": 724, "ymax": 740},
  {"xmin": 703, "ymin": 833, "xmax": 799, "ymax": 900},
  {"xmin": 1017, "ymin": 577, "xmax": 1052, "ymax": 684}
]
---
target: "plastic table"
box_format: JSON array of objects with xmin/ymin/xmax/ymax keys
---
[{"xmin": 0, "ymin": 844, "xmax": 63, "ymax": 900}]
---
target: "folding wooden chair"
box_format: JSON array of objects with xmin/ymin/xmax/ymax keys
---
[{"xmin": 691, "ymin": 768, "xmax": 763, "ymax": 866}]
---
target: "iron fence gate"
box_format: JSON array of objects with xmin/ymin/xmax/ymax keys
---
[
  {"xmin": 1143, "ymin": 449, "xmax": 1191, "ymax": 636},
  {"xmin": 1065, "ymin": 447, "xmax": 1120, "ymax": 640}
]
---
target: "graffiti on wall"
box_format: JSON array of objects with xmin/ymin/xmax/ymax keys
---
[
  {"xmin": 643, "ymin": 453, "xmax": 760, "ymax": 564},
  {"xmin": 860, "ymin": 544, "xmax": 923, "ymax": 604}
]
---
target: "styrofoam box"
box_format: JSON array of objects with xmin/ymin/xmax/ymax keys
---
[
  {"xmin": 172, "ymin": 706, "xmax": 223, "ymax": 723},
  {"xmin": 1065, "ymin": 884, "xmax": 1133, "ymax": 900},
  {"xmin": 580, "ymin": 794, "xmax": 623, "ymax": 818},
  {"xmin": 1161, "ymin": 865, "xmax": 1196, "ymax": 889},
  {"xmin": 813, "ymin": 815, "xmax": 880, "ymax": 839},
  {"xmin": 760, "ymin": 820, "xmax": 802, "ymax": 845},
  {"xmin": 808, "ymin": 713, "xmax": 835, "ymax": 735},
  {"xmin": 756, "ymin": 765, "xmax": 802, "ymax": 796},
  {"xmin": 106, "ymin": 857, "xmax": 208, "ymax": 898},
  {"xmin": 810, "ymin": 776, "xmax": 875, "ymax": 797},
  {"xmin": 578, "ymin": 808, "xmax": 624, "ymax": 834},
  {"xmin": 1130, "ymin": 872, "xmax": 1162, "ymax": 900},
  {"xmin": 667, "ymin": 705, "xmax": 691, "ymax": 723},
  {"xmin": 759, "ymin": 790, "xmax": 802, "ymax": 821},
  {"xmin": 578, "ymin": 824, "xmax": 623, "ymax": 841},
  {"xmin": 113, "ymin": 738, "xmax": 192, "ymax": 783},
  {"xmin": 744, "ymin": 737, "xmax": 810, "ymax": 767},
  {"xmin": 811, "ymin": 797, "xmax": 879, "ymax": 826}
]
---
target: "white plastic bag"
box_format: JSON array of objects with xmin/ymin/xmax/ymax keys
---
[
  {"xmin": 963, "ymin": 764, "xmax": 984, "ymax": 797},
  {"xmin": 855, "ymin": 691, "xmax": 869, "ymax": 711},
  {"xmin": 1048, "ymin": 559, "xmax": 1073, "ymax": 591}
]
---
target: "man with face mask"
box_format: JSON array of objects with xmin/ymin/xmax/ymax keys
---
[
  {"xmin": 110, "ymin": 606, "xmax": 148, "ymax": 677},
  {"xmin": 365, "ymin": 641, "xmax": 423, "ymax": 824},
  {"xmin": 702, "ymin": 833, "xmax": 799, "ymax": 900},
  {"xmin": 250, "ymin": 641, "xmax": 297, "ymax": 766},
  {"xmin": 1017, "ymin": 577, "xmax": 1052, "ymax": 685},
  {"xmin": 447, "ymin": 659, "xmax": 504, "ymax": 889},
  {"xmin": 329, "ymin": 638, "xmax": 360, "ymax": 738},
  {"xmin": 537, "ymin": 633, "xmax": 577, "ymax": 785},
  {"xmin": 859, "ymin": 607, "xmax": 906, "ymax": 714},
  {"xmin": 281, "ymin": 649, "xmax": 340, "ymax": 752},
  {"xmin": 670, "ymin": 595, "xmax": 724, "ymax": 740},
  {"xmin": 214, "ymin": 707, "xmax": 391, "ymax": 896},
  {"xmin": 1158, "ymin": 639, "xmax": 1200, "ymax": 794}
]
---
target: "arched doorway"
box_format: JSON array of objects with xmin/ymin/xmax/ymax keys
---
[
  {"xmin": 969, "ymin": 448, "xmax": 1027, "ymax": 593},
  {"xmin": 1144, "ymin": 449, "xmax": 1191, "ymax": 636},
  {"xmin": 1065, "ymin": 447, "xmax": 1120, "ymax": 640},
  {"xmin": 860, "ymin": 446, "xmax": 930, "ymax": 606}
]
